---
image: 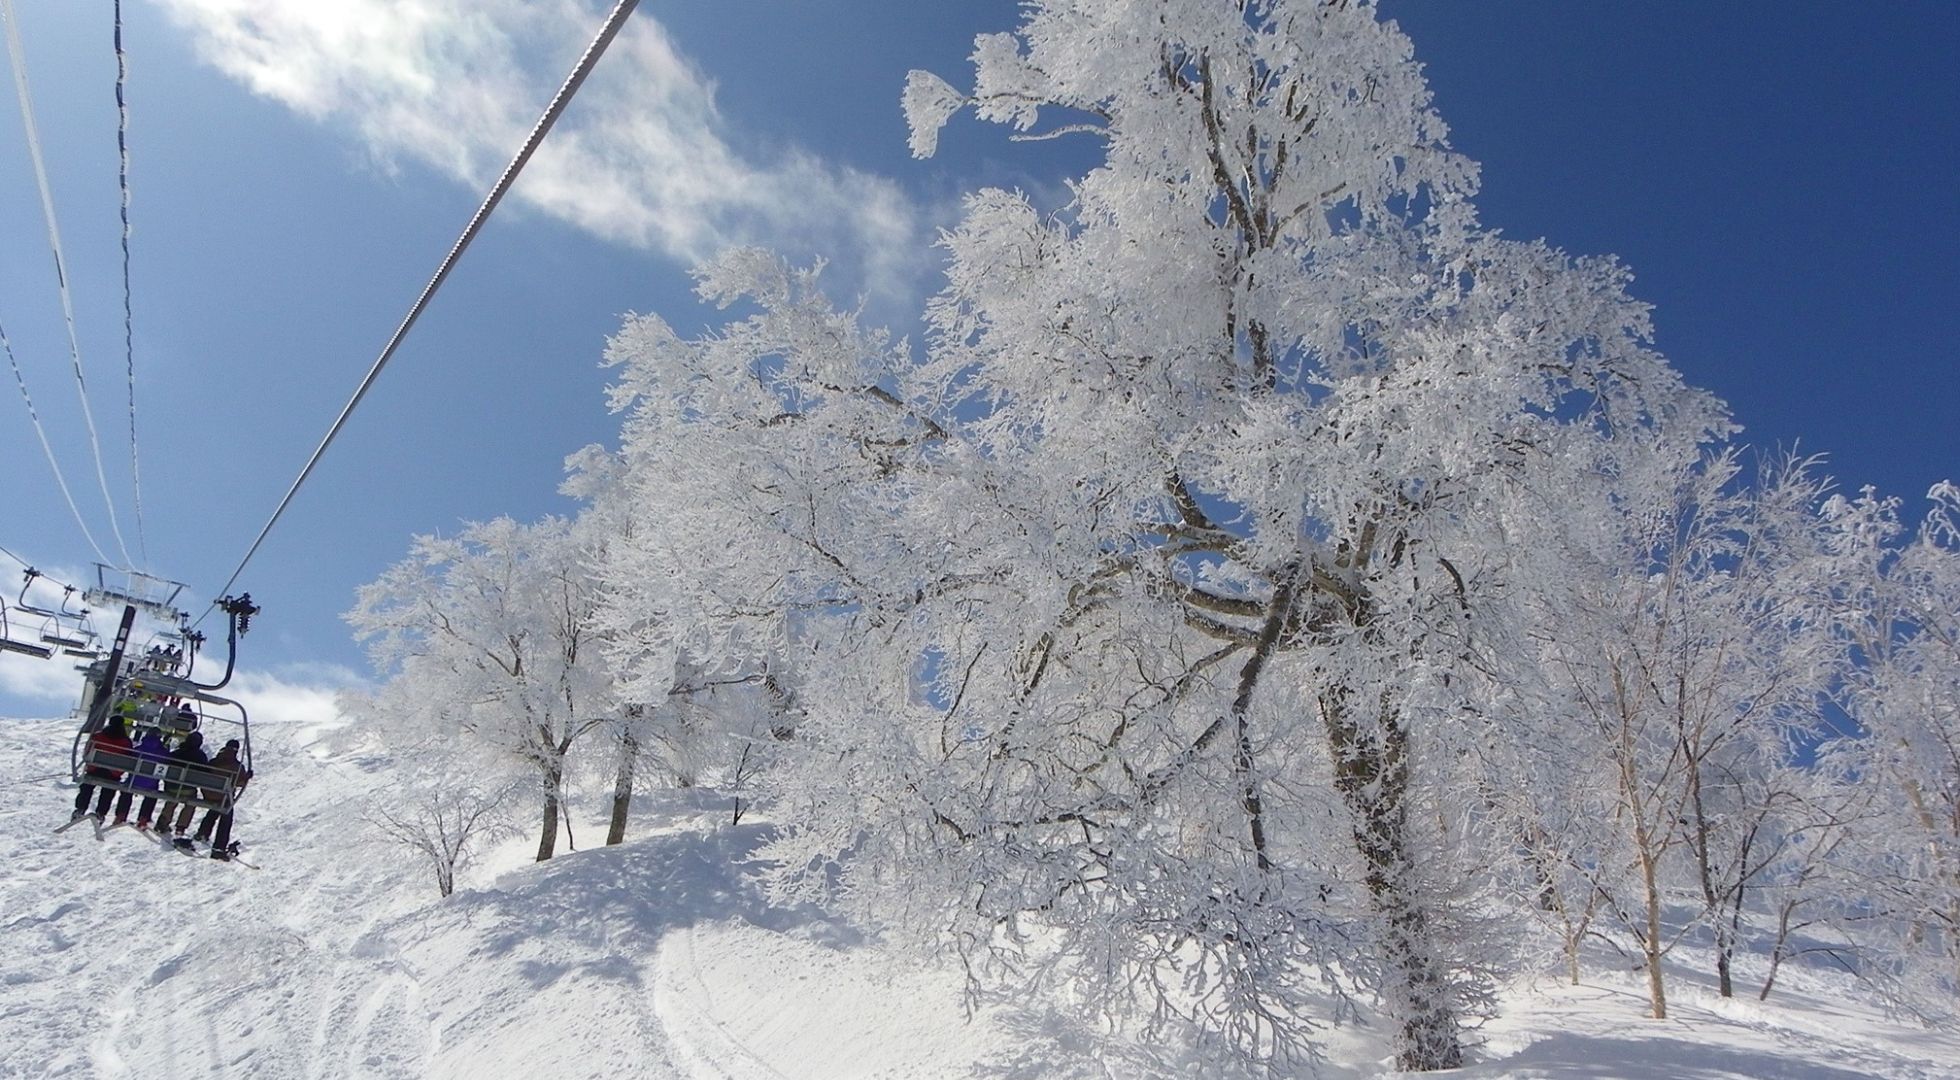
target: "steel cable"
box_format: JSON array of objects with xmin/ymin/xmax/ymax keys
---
[
  {"xmin": 206, "ymin": 0, "xmax": 643, "ymax": 607},
  {"xmin": 1, "ymin": 0, "xmax": 134, "ymax": 569}
]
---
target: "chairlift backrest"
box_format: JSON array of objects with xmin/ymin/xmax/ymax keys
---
[{"xmin": 160, "ymin": 707, "xmax": 198, "ymax": 736}]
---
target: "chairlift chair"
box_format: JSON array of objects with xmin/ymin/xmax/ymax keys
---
[
  {"xmin": 73, "ymin": 679, "xmax": 253, "ymax": 817},
  {"xmin": 13, "ymin": 570, "xmax": 90, "ymax": 650},
  {"xmin": 58, "ymin": 637, "xmax": 103, "ymax": 660},
  {"xmin": 54, "ymin": 585, "xmax": 94, "ymax": 645},
  {"xmin": 39, "ymin": 587, "xmax": 95, "ymax": 652},
  {"xmin": 0, "ymin": 598, "xmax": 54, "ymax": 659}
]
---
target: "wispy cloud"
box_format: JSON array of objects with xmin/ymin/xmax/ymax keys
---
[{"xmin": 155, "ymin": 0, "xmax": 929, "ymax": 303}]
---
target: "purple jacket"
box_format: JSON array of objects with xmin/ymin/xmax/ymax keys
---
[{"xmin": 130, "ymin": 730, "xmax": 170, "ymax": 792}]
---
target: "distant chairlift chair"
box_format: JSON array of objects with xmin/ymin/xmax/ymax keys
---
[
  {"xmin": 0, "ymin": 598, "xmax": 53, "ymax": 659},
  {"xmin": 14, "ymin": 570, "xmax": 96, "ymax": 658}
]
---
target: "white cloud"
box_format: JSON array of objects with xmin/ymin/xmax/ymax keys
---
[
  {"xmin": 0, "ymin": 650, "xmax": 86, "ymax": 713},
  {"xmin": 0, "ymin": 643, "xmax": 363, "ymax": 733},
  {"xmin": 155, "ymin": 0, "xmax": 931, "ymax": 302},
  {"xmin": 0, "ymin": 562, "xmax": 100, "ymax": 714},
  {"xmin": 226, "ymin": 662, "xmax": 366, "ymax": 728}
]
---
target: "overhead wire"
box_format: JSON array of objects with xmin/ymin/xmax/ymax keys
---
[
  {"xmin": 0, "ymin": 538, "xmax": 78, "ymax": 591},
  {"xmin": 205, "ymin": 0, "xmax": 644, "ymax": 608},
  {"xmin": 2, "ymin": 314, "xmax": 112, "ymax": 565},
  {"xmin": 0, "ymin": 0, "xmax": 134, "ymax": 570},
  {"xmin": 113, "ymin": 0, "xmax": 147, "ymax": 566},
  {"xmin": 0, "ymin": 539, "xmax": 32, "ymax": 571}
]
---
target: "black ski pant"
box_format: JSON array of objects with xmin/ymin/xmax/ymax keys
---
[
  {"xmin": 194, "ymin": 808, "xmax": 234, "ymax": 849},
  {"xmin": 73, "ymin": 777, "xmax": 118, "ymax": 816}
]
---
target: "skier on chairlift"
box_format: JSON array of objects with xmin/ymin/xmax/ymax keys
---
[
  {"xmin": 128, "ymin": 724, "xmax": 171, "ymax": 829},
  {"xmin": 192, "ymin": 739, "xmax": 250, "ymax": 860},
  {"xmin": 153, "ymin": 731, "xmax": 208, "ymax": 842},
  {"xmin": 71, "ymin": 716, "xmax": 132, "ymax": 822}
]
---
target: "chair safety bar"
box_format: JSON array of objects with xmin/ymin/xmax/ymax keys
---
[{"xmin": 80, "ymin": 745, "xmax": 244, "ymax": 813}]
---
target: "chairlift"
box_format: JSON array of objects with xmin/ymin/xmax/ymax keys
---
[
  {"xmin": 73, "ymin": 678, "xmax": 253, "ymax": 817},
  {"xmin": 70, "ymin": 591, "xmax": 260, "ymax": 817},
  {"xmin": 58, "ymin": 638, "xmax": 103, "ymax": 661}
]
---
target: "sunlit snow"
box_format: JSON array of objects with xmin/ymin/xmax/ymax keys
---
[{"xmin": 3, "ymin": 713, "xmax": 1955, "ymax": 1079}]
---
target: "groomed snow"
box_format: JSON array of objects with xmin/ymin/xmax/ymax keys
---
[{"xmin": 4, "ymin": 713, "xmax": 1956, "ymax": 1079}]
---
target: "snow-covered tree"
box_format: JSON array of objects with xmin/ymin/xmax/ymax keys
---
[
  {"xmin": 1826, "ymin": 482, "xmax": 1960, "ymax": 1015},
  {"xmin": 585, "ymin": 2, "xmax": 1731, "ymax": 1071},
  {"xmin": 561, "ymin": 445, "xmax": 655, "ymax": 847},
  {"xmin": 364, "ymin": 765, "xmax": 519, "ymax": 898},
  {"xmin": 347, "ymin": 515, "xmax": 618, "ymax": 861},
  {"xmin": 589, "ymin": 251, "xmax": 932, "ymax": 711},
  {"xmin": 583, "ymin": 0, "xmax": 1742, "ymax": 1069},
  {"xmin": 873, "ymin": 0, "xmax": 1722, "ymax": 1067},
  {"xmin": 1525, "ymin": 452, "xmax": 1842, "ymax": 1015}
]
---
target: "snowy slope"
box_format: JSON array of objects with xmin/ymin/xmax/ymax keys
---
[{"xmin": 4, "ymin": 713, "xmax": 1957, "ymax": 1079}]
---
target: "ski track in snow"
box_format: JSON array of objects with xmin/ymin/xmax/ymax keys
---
[
  {"xmin": 0, "ymin": 716, "xmax": 433, "ymax": 1080},
  {"xmin": 6, "ymin": 714, "xmax": 1960, "ymax": 1079}
]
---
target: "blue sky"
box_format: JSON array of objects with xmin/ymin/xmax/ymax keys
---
[{"xmin": 2, "ymin": 1, "xmax": 1955, "ymax": 718}]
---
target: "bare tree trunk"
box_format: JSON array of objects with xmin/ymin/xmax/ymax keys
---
[
  {"xmin": 1636, "ymin": 839, "xmax": 1668, "ymax": 1019},
  {"xmin": 606, "ymin": 724, "xmax": 639, "ymax": 846},
  {"xmin": 729, "ymin": 739, "xmax": 751, "ymax": 827},
  {"xmin": 1609, "ymin": 663, "xmax": 1669, "ymax": 1020},
  {"xmin": 536, "ymin": 752, "xmax": 563, "ymax": 862},
  {"xmin": 1760, "ymin": 897, "xmax": 1801, "ymax": 1002},
  {"xmin": 1684, "ymin": 764, "xmax": 1736, "ymax": 998},
  {"xmin": 1326, "ymin": 690, "xmax": 1463, "ymax": 1071}
]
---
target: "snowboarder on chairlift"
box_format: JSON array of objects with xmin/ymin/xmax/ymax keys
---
[
  {"xmin": 192, "ymin": 739, "xmax": 250, "ymax": 860},
  {"xmin": 153, "ymin": 731, "xmax": 208, "ymax": 842},
  {"xmin": 72, "ymin": 716, "xmax": 132, "ymax": 822}
]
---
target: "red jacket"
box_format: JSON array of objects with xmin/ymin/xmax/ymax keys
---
[{"xmin": 86, "ymin": 729, "xmax": 132, "ymax": 779}]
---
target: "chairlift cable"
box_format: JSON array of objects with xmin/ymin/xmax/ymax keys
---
[
  {"xmin": 0, "ymin": 0, "xmax": 135, "ymax": 570},
  {"xmin": 113, "ymin": 0, "xmax": 148, "ymax": 566},
  {"xmin": 204, "ymin": 0, "xmax": 644, "ymax": 609},
  {"xmin": 0, "ymin": 539, "xmax": 64, "ymax": 582},
  {"xmin": 1, "ymin": 316, "xmax": 113, "ymax": 566}
]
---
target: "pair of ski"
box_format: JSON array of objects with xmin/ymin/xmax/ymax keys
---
[
  {"xmin": 53, "ymin": 813, "xmax": 121, "ymax": 837},
  {"xmin": 153, "ymin": 829, "xmax": 259, "ymax": 869},
  {"xmin": 54, "ymin": 813, "xmax": 258, "ymax": 868}
]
